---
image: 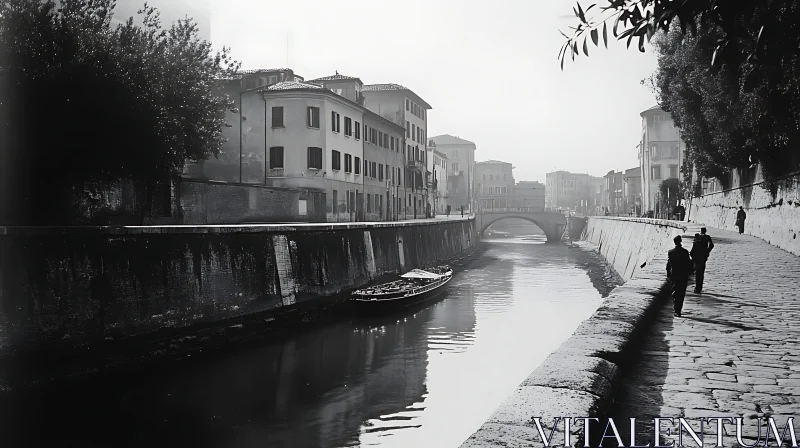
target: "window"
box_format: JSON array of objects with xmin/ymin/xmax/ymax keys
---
[
  {"xmin": 307, "ymin": 147, "xmax": 322, "ymax": 169},
  {"xmin": 331, "ymin": 111, "xmax": 340, "ymax": 133},
  {"xmin": 345, "ymin": 153, "xmax": 352, "ymax": 173},
  {"xmin": 272, "ymin": 107, "xmax": 284, "ymax": 128},
  {"xmin": 412, "ymin": 123, "xmax": 416, "ymax": 142},
  {"xmin": 669, "ymin": 165, "xmax": 679, "ymax": 179},
  {"xmin": 364, "ymin": 123, "xmax": 367, "ymax": 140},
  {"xmin": 344, "ymin": 117, "xmax": 352, "ymax": 136},
  {"xmin": 371, "ymin": 161, "xmax": 377, "ymax": 178},
  {"xmin": 379, "ymin": 131, "xmax": 383, "ymax": 147},
  {"xmin": 398, "ymin": 167, "xmax": 402, "ymax": 186},
  {"xmin": 355, "ymin": 156, "xmax": 361, "ymax": 174},
  {"xmin": 379, "ymin": 164, "xmax": 384, "ymax": 181},
  {"xmin": 355, "ymin": 121, "xmax": 360, "ymax": 140},
  {"xmin": 269, "ymin": 146, "xmax": 284, "ymax": 168},
  {"xmin": 402, "ymin": 141, "xmax": 406, "ymax": 154},
  {"xmin": 364, "ymin": 159, "xmax": 368, "ymax": 176},
  {"xmin": 391, "ymin": 136, "xmax": 395, "ymax": 151},
  {"xmin": 651, "ymin": 165, "xmax": 662, "ymax": 180},
  {"xmin": 307, "ymin": 106, "xmax": 320, "ymax": 128},
  {"xmin": 392, "ymin": 167, "xmax": 395, "ymax": 184},
  {"xmin": 406, "ymin": 121, "xmax": 410, "ymax": 137},
  {"xmin": 332, "ymin": 150, "xmax": 341, "ymax": 170},
  {"xmin": 406, "ymin": 99, "xmax": 409, "ymax": 111},
  {"xmin": 417, "ymin": 128, "xmax": 421, "ymax": 143}
]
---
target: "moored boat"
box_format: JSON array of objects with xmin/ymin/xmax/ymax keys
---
[{"xmin": 351, "ymin": 265, "xmax": 453, "ymax": 313}]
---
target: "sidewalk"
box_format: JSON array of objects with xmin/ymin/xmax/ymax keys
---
[{"xmin": 615, "ymin": 227, "xmax": 800, "ymax": 445}]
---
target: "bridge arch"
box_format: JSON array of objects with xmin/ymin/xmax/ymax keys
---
[
  {"xmin": 480, "ymin": 215, "xmax": 547, "ymax": 236},
  {"xmin": 475, "ymin": 209, "xmax": 567, "ymax": 242}
]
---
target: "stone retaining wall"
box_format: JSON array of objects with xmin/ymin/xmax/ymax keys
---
[
  {"xmin": 688, "ymin": 175, "xmax": 800, "ymax": 256},
  {"xmin": 0, "ymin": 218, "xmax": 476, "ymax": 365},
  {"xmin": 461, "ymin": 217, "xmax": 692, "ymax": 447}
]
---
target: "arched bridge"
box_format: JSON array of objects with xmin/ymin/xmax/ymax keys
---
[{"xmin": 475, "ymin": 208, "xmax": 567, "ymax": 243}]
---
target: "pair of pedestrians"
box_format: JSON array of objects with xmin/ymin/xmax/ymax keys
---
[{"xmin": 665, "ymin": 228, "xmax": 714, "ymax": 317}]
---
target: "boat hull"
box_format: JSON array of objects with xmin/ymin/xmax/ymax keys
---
[{"xmin": 352, "ymin": 274, "xmax": 453, "ymax": 315}]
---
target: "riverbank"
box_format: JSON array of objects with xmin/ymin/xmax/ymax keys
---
[
  {"xmin": 461, "ymin": 217, "xmax": 697, "ymax": 447},
  {"xmin": 0, "ymin": 217, "xmax": 476, "ymax": 393}
]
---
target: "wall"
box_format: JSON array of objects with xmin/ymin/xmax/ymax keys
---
[
  {"xmin": 689, "ymin": 174, "xmax": 800, "ymax": 256},
  {"xmin": 0, "ymin": 218, "xmax": 476, "ymax": 368},
  {"xmin": 179, "ymin": 179, "xmax": 326, "ymax": 224},
  {"xmin": 462, "ymin": 217, "xmax": 691, "ymax": 447},
  {"xmin": 364, "ymin": 113, "xmax": 406, "ymax": 221},
  {"xmin": 582, "ymin": 217, "xmax": 687, "ymax": 281}
]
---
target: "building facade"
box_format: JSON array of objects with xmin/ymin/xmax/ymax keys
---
[
  {"xmin": 545, "ymin": 171, "xmax": 599, "ymax": 214},
  {"xmin": 623, "ymin": 166, "xmax": 642, "ymax": 216},
  {"xmin": 426, "ymin": 143, "xmax": 450, "ymax": 214},
  {"xmin": 362, "ymin": 111, "xmax": 406, "ymax": 221},
  {"xmin": 475, "ymin": 160, "xmax": 515, "ymax": 209},
  {"xmin": 639, "ymin": 106, "xmax": 685, "ymax": 213},
  {"xmin": 428, "ymin": 134, "xmax": 476, "ymax": 212},
  {"xmin": 603, "ymin": 170, "xmax": 625, "ymax": 216},
  {"xmin": 512, "ymin": 181, "xmax": 546, "ymax": 211},
  {"xmin": 362, "ymin": 84, "xmax": 432, "ymax": 218}
]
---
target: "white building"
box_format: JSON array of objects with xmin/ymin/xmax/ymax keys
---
[
  {"xmin": 426, "ymin": 143, "xmax": 450, "ymax": 214},
  {"xmin": 639, "ymin": 105, "xmax": 686, "ymax": 213},
  {"xmin": 260, "ymin": 81, "xmax": 366, "ymax": 222},
  {"xmin": 362, "ymin": 84, "xmax": 432, "ymax": 218}
]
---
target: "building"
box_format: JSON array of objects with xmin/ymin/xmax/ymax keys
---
[
  {"xmin": 512, "ymin": 181, "xmax": 546, "ymax": 211},
  {"xmin": 428, "ymin": 135, "xmax": 476, "ymax": 212},
  {"xmin": 603, "ymin": 170, "xmax": 625, "ymax": 216},
  {"xmin": 184, "ymin": 68, "xmax": 305, "ymax": 183},
  {"xmin": 362, "ymin": 84, "xmax": 432, "ymax": 218},
  {"xmin": 639, "ymin": 105, "xmax": 686, "ymax": 213},
  {"xmin": 426, "ymin": 142, "xmax": 450, "ymax": 215},
  {"xmin": 623, "ymin": 167, "xmax": 642, "ymax": 216},
  {"xmin": 475, "ymin": 160, "xmax": 514, "ymax": 209},
  {"xmin": 307, "ymin": 74, "xmax": 406, "ymax": 221},
  {"xmin": 545, "ymin": 171, "xmax": 599, "ymax": 214}
]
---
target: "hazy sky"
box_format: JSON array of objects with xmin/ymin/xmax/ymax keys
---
[{"xmin": 207, "ymin": 0, "xmax": 657, "ymax": 183}]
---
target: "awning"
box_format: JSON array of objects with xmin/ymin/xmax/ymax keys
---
[{"xmin": 401, "ymin": 269, "xmax": 443, "ymax": 280}]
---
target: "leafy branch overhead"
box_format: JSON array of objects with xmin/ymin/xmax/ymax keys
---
[{"xmin": 558, "ymin": 0, "xmax": 797, "ymax": 85}]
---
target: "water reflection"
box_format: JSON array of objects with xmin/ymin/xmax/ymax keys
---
[{"xmin": 2, "ymin": 237, "xmax": 617, "ymax": 448}]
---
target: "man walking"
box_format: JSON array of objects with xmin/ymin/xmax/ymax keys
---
[
  {"xmin": 736, "ymin": 206, "xmax": 747, "ymax": 234},
  {"xmin": 690, "ymin": 227, "xmax": 714, "ymax": 294},
  {"xmin": 667, "ymin": 235, "xmax": 692, "ymax": 317}
]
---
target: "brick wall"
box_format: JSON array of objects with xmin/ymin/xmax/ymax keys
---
[{"xmin": 179, "ymin": 179, "xmax": 326, "ymax": 224}]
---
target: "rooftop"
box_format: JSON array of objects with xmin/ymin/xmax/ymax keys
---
[
  {"xmin": 478, "ymin": 160, "xmax": 512, "ymax": 165},
  {"xmin": 640, "ymin": 104, "xmax": 667, "ymax": 116},
  {"xmin": 308, "ymin": 73, "xmax": 362, "ymax": 83},
  {"xmin": 363, "ymin": 83, "xmax": 432, "ymax": 109},
  {"xmin": 428, "ymin": 134, "xmax": 475, "ymax": 147},
  {"xmin": 264, "ymin": 81, "xmax": 323, "ymax": 91},
  {"xmin": 239, "ymin": 68, "xmax": 292, "ymax": 75}
]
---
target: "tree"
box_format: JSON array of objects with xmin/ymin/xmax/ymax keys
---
[
  {"xmin": 561, "ymin": 0, "xmax": 800, "ymax": 192},
  {"xmin": 559, "ymin": 1, "xmax": 800, "ymax": 88},
  {"xmin": 0, "ymin": 0, "xmax": 240, "ymax": 224}
]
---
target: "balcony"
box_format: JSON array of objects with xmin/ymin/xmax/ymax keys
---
[
  {"xmin": 406, "ymin": 159, "xmax": 425, "ymax": 171},
  {"xmin": 267, "ymin": 168, "xmax": 285, "ymax": 177}
]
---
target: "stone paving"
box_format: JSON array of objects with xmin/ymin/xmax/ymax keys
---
[{"xmin": 614, "ymin": 226, "xmax": 800, "ymax": 447}]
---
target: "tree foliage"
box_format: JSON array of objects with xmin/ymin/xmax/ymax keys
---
[
  {"xmin": 647, "ymin": 19, "xmax": 800, "ymax": 190},
  {"xmin": 0, "ymin": 0, "xmax": 240, "ymax": 224},
  {"xmin": 561, "ymin": 0, "xmax": 800, "ymax": 191}
]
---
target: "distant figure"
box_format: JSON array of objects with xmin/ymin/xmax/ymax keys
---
[
  {"xmin": 667, "ymin": 235, "xmax": 692, "ymax": 317},
  {"xmin": 460, "ymin": 205, "xmax": 464, "ymax": 217},
  {"xmin": 446, "ymin": 205, "xmax": 451, "ymax": 217},
  {"xmin": 690, "ymin": 227, "xmax": 714, "ymax": 294},
  {"xmin": 735, "ymin": 206, "xmax": 747, "ymax": 234}
]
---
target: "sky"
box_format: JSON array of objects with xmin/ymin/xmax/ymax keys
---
[{"xmin": 201, "ymin": 0, "xmax": 658, "ymax": 183}]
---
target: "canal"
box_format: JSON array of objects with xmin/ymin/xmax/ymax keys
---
[{"xmin": 2, "ymin": 236, "xmax": 621, "ymax": 448}]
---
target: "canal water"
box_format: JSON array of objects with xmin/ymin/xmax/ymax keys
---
[{"xmin": 2, "ymin": 236, "xmax": 621, "ymax": 448}]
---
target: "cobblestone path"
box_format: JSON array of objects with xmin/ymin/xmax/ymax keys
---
[{"xmin": 614, "ymin": 227, "xmax": 800, "ymax": 447}]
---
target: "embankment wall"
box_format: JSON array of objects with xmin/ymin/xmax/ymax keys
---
[
  {"xmin": 0, "ymin": 218, "xmax": 476, "ymax": 362},
  {"xmin": 688, "ymin": 174, "xmax": 800, "ymax": 256},
  {"xmin": 461, "ymin": 217, "xmax": 692, "ymax": 447}
]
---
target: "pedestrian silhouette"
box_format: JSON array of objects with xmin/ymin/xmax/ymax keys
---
[
  {"xmin": 666, "ymin": 235, "xmax": 692, "ymax": 317},
  {"xmin": 736, "ymin": 206, "xmax": 746, "ymax": 234}
]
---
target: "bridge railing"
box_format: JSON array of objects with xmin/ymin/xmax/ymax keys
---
[{"xmin": 477, "ymin": 207, "xmax": 546, "ymax": 214}]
